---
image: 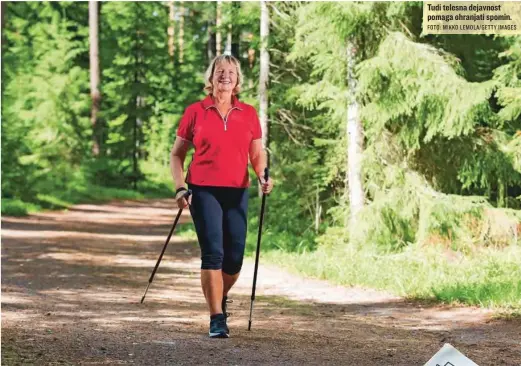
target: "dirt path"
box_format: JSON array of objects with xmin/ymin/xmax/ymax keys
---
[{"xmin": 2, "ymin": 199, "xmax": 520, "ymax": 365}]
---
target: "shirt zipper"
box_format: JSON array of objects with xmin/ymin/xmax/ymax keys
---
[{"xmin": 212, "ymin": 106, "xmax": 239, "ymax": 131}]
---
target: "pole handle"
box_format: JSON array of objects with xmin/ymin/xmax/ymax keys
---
[{"xmin": 184, "ymin": 189, "xmax": 192, "ymax": 202}]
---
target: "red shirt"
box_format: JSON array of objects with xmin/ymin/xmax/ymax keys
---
[{"xmin": 176, "ymin": 95, "xmax": 262, "ymax": 188}]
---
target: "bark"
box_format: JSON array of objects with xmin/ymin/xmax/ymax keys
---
[
  {"xmin": 1, "ymin": 1, "xmax": 7, "ymax": 48},
  {"xmin": 315, "ymin": 185, "xmax": 322, "ymax": 233},
  {"xmin": 248, "ymin": 32, "xmax": 255, "ymax": 90},
  {"xmin": 216, "ymin": 1, "xmax": 222, "ymax": 56},
  {"xmin": 168, "ymin": 1, "xmax": 175, "ymax": 59},
  {"xmin": 207, "ymin": 3, "xmax": 216, "ymax": 62},
  {"xmin": 178, "ymin": 1, "xmax": 184, "ymax": 63},
  {"xmin": 89, "ymin": 1, "xmax": 101, "ymax": 157},
  {"xmin": 231, "ymin": 2, "xmax": 241, "ymax": 58},
  {"xmin": 498, "ymin": 179, "xmax": 506, "ymax": 208},
  {"xmin": 345, "ymin": 40, "xmax": 364, "ymax": 229},
  {"xmin": 225, "ymin": 24, "xmax": 232, "ymax": 55},
  {"xmin": 259, "ymin": 1, "xmax": 269, "ymax": 150},
  {"xmin": 258, "ymin": 1, "xmax": 270, "ymax": 197}
]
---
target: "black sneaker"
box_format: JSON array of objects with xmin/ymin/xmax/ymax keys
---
[
  {"xmin": 222, "ymin": 296, "xmax": 232, "ymax": 335},
  {"xmin": 209, "ymin": 313, "xmax": 228, "ymax": 338}
]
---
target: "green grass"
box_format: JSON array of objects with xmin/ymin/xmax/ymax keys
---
[
  {"xmin": 175, "ymin": 223, "xmax": 198, "ymax": 240},
  {"xmin": 1, "ymin": 198, "xmax": 41, "ymax": 216},
  {"xmin": 260, "ymin": 243, "xmax": 521, "ymax": 315},
  {"xmin": 2, "ymin": 180, "xmax": 173, "ymax": 217},
  {"xmin": 2, "ymin": 159, "xmax": 176, "ymax": 217}
]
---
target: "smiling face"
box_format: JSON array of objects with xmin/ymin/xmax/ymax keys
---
[{"xmin": 211, "ymin": 60, "xmax": 238, "ymax": 94}]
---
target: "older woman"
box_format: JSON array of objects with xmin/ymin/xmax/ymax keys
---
[{"xmin": 170, "ymin": 55, "xmax": 273, "ymax": 338}]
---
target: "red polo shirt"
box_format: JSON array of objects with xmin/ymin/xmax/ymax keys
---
[{"xmin": 176, "ymin": 95, "xmax": 262, "ymax": 188}]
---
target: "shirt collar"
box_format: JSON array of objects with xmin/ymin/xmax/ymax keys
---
[{"xmin": 202, "ymin": 94, "xmax": 244, "ymax": 111}]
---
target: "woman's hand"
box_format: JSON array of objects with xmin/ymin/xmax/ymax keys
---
[
  {"xmin": 259, "ymin": 176, "xmax": 274, "ymax": 195},
  {"xmin": 175, "ymin": 190, "xmax": 192, "ymax": 208}
]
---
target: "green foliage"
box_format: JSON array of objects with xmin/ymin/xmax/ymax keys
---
[
  {"xmin": 175, "ymin": 224, "xmax": 198, "ymax": 241},
  {"xmin": 245, "ymin": 184, "xmax": 318, "ymax": 254},
  {"xmin": 2, "ymin": 2, "xmax": 90, "ymax": 201},
  {"xmin": 494, "ymin": 36, "xmax": 521, "ymax": 122},
  {"xmin": 358, "ymin": 32, "xmax": 497, "ymax": 147},
  {"xmin": 1, "ymin": 199, "xmax": 40, "ymax": 216},
  {"xmin": 1, "ymin": 165, "xmax": 172, "ymax": 217},
  {"xmin": 286, "ymin": 2, "xmax": 519, "ymax": 258},
  {"xmin": 358, "ymin": 31, "xmax": 520, "ymax": 204},
  {"xmin": 354, "ymin": 164, "xmax": 489, "ymax": 252},
  {"xmin": 429, "ymin": 34, "xmax": 508, "ymax": 82},
  {"xmin": 100, "ymin": 2, "xmax": 170, "ymax": 183}
]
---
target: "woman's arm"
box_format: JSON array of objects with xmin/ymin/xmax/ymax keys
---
[
  {"xmin": 249, "ymin": 139, "xmax": 273, "ymax": 194},
  {"xmin": 249, "ymin": 139, "xmax": 268, "ymax": 179},
  {"xmin": 170, "ymin": 137, "xmax": 192, "ymax": 190}
]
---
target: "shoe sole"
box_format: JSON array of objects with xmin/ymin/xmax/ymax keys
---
[{"xmin": 209, "ymin": 332, "xmax": 229, "ymax": 338}]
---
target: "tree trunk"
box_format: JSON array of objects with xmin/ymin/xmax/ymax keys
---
[
  {"xmin": 134, "ymin": 97, "xmax": 139, "ymax": 190},
  {"xmin": 132, "ymin": 4, "xmax": 144, "ymax": 191},
  {"xmin": 178, "ymin": 1, "xmax": 184, "ymax": 63},
  {"xmin": 258, "ymin": 1, "xmax": 270, "ymax": 197},
  {"xmin": 345, "ymin": 39, "xmax": 364, "ymax": 229},
  {"xmin": 1, "ymin": 1, "xmax": 7, "ymax": 48},
  {"xmin": 168, "ymin": 1, "xmax": 175, "ymax": 60},
  {"xmin": 231, "ymin": 2, "xmax": 240, "ymax": 58},
  {"xmin": 259, "ymin": 2, "xmax": 269, "ymax": 150},
  {"xmin": 89, "ymin": 1, "xmax": 101, "ymax": 157},
  {"xmin": 207, "ymin": 23, "xmax": 216, "ymax": 61},
  {"xmin": 207, "ymin": 3, "xmax": 216, "ymax": 62},
  {"xmin": 498, "ymin": 178, "xmax": 506, "ymax": 208},
  {"xmin": 225, "ymin": 24, "xmax": 232, "ymax": 55},
  {"xmin": 216, "ymin": 1, "xmax": 222, "ymax": 56},
  {"xmin": 247, "ymin": 32, "xmax": 255, "ymax": 90},
  {"xmin": 315, "ymin": 185, "xmax": 322, "ymax": 233}
]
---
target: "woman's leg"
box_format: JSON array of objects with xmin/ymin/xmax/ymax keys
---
[
  {"xmin": 189, "ymin": 186, "xmax": 225, "ymax": 316},
  {"xmin": 200, "ymin": 270, "xmax": 223, "ymax": 315},
  {"xmin": 221, "ymin": 188, "xmax": 248, "ymax": 297},
  {"xmin": 222, "ymin": 272, "xmax": 240, "ymax": 297}
]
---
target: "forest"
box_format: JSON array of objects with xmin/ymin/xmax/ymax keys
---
[{"xmin": 2, "ymin": 1, "xmax": 520, "ymax": 313}]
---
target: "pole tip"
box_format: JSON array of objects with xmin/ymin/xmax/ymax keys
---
[
  {"xmin": 141, "ymin": 283, "xmax": 151, "ymax": 304},
  {"xmin": 248, "ymin": 321, "xmax": 252, "ymax": 331}
]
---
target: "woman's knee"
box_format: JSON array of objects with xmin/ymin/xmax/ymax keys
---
[
  {"xmin": 201, "ymin": 252, "xmax": 223, "ymax": 270},
  {"xmin": 222, "ymin": 248, "xmax": 244, "ymax": 275}
]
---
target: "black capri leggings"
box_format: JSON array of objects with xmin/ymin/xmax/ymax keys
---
[{"xmin": 188, "ymin": 184, "xmax": 248, "ymax": 275}]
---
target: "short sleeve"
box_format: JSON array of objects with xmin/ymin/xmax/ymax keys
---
[
  {"xmin": 251, "ymin": 107, "xmax": 262, "ymax": 141},
  {"xmin": 176, "ymin": 107, "xmax": 195, "ymax": 142}
]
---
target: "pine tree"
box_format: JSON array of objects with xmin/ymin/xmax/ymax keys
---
[{"xmin": 2, "ymin": 2, "xmax": 90, "ymax": 199}]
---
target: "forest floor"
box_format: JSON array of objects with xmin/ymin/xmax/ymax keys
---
[{"xmin": 2, "ymin": 199, "xmax": 520, "ymax": 365}]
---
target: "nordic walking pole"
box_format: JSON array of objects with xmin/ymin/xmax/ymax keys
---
[
  {"xmin": 248, "ymin": 167, "xmax": 269, "ymax": 331},
  {"xmin": 140, "ymin": 189, "xmax": 192, "ymax": 304}
]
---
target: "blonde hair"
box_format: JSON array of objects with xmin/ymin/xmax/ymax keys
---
[{"xmin": 204, "ymin": 55, "xmax": 243, "ymax": 95}]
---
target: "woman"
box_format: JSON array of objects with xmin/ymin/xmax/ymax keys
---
[{"xmin": 170, "ymin": 55, "xmax": 273, "ymax": 338}]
